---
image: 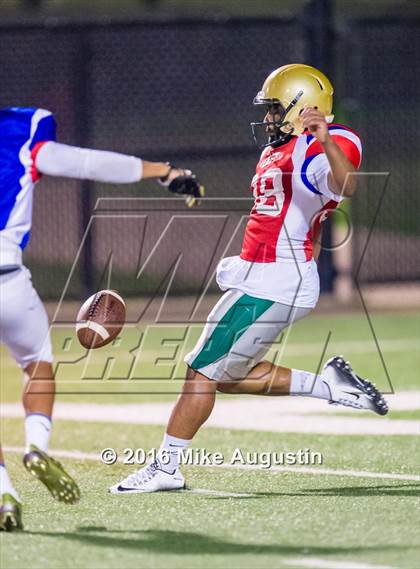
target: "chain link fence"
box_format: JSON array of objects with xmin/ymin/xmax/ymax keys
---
[
  {"xmin": 0, "ymin": 16, "xmax": 418, "ymax": 299},
  {"xmin": 0, "ymin": 18, "xmax": 304, "ymax": 299},
  {"xmin": 338, "ymin": 18, "xmax": 420, "ymax": 283}
]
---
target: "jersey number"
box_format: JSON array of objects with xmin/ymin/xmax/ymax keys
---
[{"xmin": 251, "ymin": 168, "xmax": 285, "ymax": 217}]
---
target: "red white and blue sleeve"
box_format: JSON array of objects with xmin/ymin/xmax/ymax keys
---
[
  {"xmin": 29, "ymin": 110, "xmax": 57, "ymax": 182},
  {"xmin": 301, "ymin": 124, "xmax": 362, "ymax": 202}
]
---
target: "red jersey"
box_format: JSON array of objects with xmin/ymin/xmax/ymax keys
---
[
  {"xmin": 241, "ymin": 124, "xmax": 362, "ymax": 262},
  {"xmin": 216, "ymin": 124, "xmax": 362, "ymax": 307}
]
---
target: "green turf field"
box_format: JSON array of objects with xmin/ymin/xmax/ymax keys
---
[{"xmin": 1, "ymin": 310, "xmax": 419, "ymax": 569}]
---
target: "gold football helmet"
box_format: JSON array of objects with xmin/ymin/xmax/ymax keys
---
[{"xmin": 250, "ymin": 64, "xmax": 334, "ymax": 148}]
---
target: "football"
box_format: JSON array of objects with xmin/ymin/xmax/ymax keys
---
[{"xmin": 76, "ymin": 289, "xmax": 126, "ymax": 349}]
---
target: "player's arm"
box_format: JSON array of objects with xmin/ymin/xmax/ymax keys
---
[
  {"xmin": 33, "ymin": 141, "xmax": 204, "ymax": 207},
  {"xmin": 142, "ymin": 161, "xmax": 171, "ymax": 179},
  {"xmin": 301, "ymin": 107, "xmax": 358, "ymax": 198}
]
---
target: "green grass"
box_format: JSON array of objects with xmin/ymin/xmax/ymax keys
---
[
  {"xmin": 1, "ymin": 310, "xmax": 419, "ymax": 568},
  {"xmin": 1, "ymin": 418, "xmax": 420, "ymax": 569},
  {"xmin": 1, "ymin": 310, "xmax": 419, "ymax": 404}
]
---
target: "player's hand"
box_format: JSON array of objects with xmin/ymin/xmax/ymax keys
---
[
  {"xmin": 301, "ymin": 106, "xmax": 331, "ymax": 145},
  {"xmin": 158, "ymin": 164, "xmax": 205, "ymax": 208}
]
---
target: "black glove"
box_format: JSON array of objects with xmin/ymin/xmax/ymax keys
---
[{"xmin": 159, "ymin": 165, "xmax": 205, "ymax": 208}]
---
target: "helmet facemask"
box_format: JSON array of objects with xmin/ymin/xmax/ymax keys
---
[{"xmin": 250, "ymin": 90, "xmax": 304, "ymax": 149}]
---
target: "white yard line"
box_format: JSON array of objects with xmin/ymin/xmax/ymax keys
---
[
  {"xmin": 284, "ymin": 558, "xmax": 394, "ymax": 569},
  {"xmin": 2, "ymin": 394, "xmax": 419, "ymax": 436},
  {"xmin": 3, "ymin": 446, "xmax": 420, "ymax": 482}
]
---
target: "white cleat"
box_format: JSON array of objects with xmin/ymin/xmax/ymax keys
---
[
  {"xmin": 109, "ymin": 460, "xmax": 185, "ymax": 494},
  {"xmin": 322, "ymin": 356, "xmax": 389, "ymax": 415}
]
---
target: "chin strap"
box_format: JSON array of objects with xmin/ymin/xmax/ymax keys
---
[
  {"xmin": 283, "ymin": 90, "xmax": 304, "ymax": 116},
  {"xmin": 270, "ymin": 133, "xmax": 293, "ymax": 148},
  {"xmin": 274, "ymin": 90, "xmax": 304, "ymax": 141}
]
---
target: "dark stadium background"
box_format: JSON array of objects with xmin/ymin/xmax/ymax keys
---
[{"xmin": 0, "ymin": 0, "xmax": 419, "ymax": 301}]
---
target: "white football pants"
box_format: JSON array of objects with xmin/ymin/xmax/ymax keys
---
[{"xmin": 0, "ymin": 266, "xmax": 52, "ymax": 368}]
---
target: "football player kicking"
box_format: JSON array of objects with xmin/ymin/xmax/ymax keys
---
[
  {"xmin": 0, "ymin": 106, "xmax": 204, "ymax": 531},
  {"xmin": 110, "ymin": 64, "xmax": 389, "ymax": 495}
]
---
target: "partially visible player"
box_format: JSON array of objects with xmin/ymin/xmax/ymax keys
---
[
  {"xmin": 109, "ymin": 64, "xmax": 389, "ymax": 495},
  {"xmin": 0, "ymin": 106, "xmax": 204, "ymax": 531}
]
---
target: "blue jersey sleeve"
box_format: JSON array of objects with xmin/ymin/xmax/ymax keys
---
[{"xmin": 29, "ymin": 112, "xmax": 56, "ymax": 150}]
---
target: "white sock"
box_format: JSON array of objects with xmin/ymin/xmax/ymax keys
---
[
  {"xmin": 156, "ymin": 433, "xmax": 191, "ymax": 473},
  {"xmin": 25, "ymin": 413, "xmax": 52, "ymax": 453},
  {"xmin": 0, "ymin": 464, "xmax": 21, "ymax": 502},
  {"xmin": 290, "ymin": 368, "xmax": 331, "ymax": 400}
]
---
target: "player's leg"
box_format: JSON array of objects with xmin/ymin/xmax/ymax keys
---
[
  {"xmin": 109, "ymin": 289, "xmax": 292, "ymax": 493},
  {"xmin": 0, "ymin": 446, "xmax": 23, "ymax": 531},
  {"xmin": 217, "ymin": 360, "xmax": 293, "ymax": 395},
  {"xmin": 22, "ymin": 360, "xmax": 81, "ymax": 504},
  {"xmin": 217, "ymin": 355, "xmax": 389, "ymax": 413},
  {"xmin": 155, "ymin": 289, "xmax": 266, "ymax": 449},
  {"xmin": 0, "ymin": 448, "xmax": 19, "ymax": 499},
  {"xmin": 22, "ymin": 360, "xmax": 55, "ymax": 452},
  {"xmin": 200, "ymin": 297, "xmax": 388, "ymax": 413},
  {"xmin": 159, "ymin": 294, "xmax": 387, "ymax": 479},
  {"xmin": 0, "ymin": 270, "xmax": 24, "ymax": 530},
  {"xmin": 109, "ymin": 289, "xmax": 388, "ymax": 494},
  {"xmin": 0, "ymin": 268, "xmax": 54, "ymax": 451},
  {"xmin": 216, "ymin": 351, "xmax": 388, "ymax": 416},
  {"xmin": 109, "ymin": 366, "xmax": 216, "ymax": 494},
  {"xmin": 165, "ymin": 366, "xmax": 218, "ymax": 439},
  {"xmin": 0, "ymin": 266, "xmax": 80, "ymax": 503},
  {"xmin": 158, "ymin": 300, "xmax": 306, "ymax": 439}
]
